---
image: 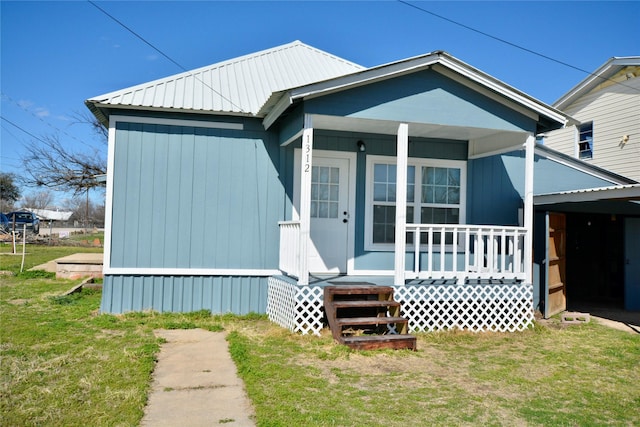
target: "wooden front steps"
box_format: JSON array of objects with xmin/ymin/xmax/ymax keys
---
[{"xmin": 324, "ymin": 284, "xmax": 416, "ymax": 351}]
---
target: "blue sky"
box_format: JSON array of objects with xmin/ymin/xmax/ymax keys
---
[{"xmin": 1, "ymin": 1, "xmax": 639, "ymax": 205}]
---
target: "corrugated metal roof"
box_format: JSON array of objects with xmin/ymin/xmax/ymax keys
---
[
  {"xmin": 86, "ymin": 41, "xmax": 364, "ymax": 118},
  {"xmin": 535, "ymin": 184, "xmax": 640, "ymax": 205}
]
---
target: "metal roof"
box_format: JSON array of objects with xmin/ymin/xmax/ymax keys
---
[
  {"xmin": 86, "ymin": 40, "xmax": 364, "ymax": 123},
  {"xmin": 535, "ymin": 184, "xmax": 640, "ymax": 205}
]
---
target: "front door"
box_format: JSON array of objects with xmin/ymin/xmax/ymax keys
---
[
  {"xmin": 545, "ymin": 212, "xmax": 567, "ymax": 317},
  {"xmin": 625, "ymin": 218, "xmax": 640, "ymax": 310},
  {"xmin": 307, "ymin": 156, "xmax": 351, "ymax": 273}
]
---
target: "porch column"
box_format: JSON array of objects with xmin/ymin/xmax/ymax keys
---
[
  {"xmin": 523, "ymin": 134, "xmax": 535, "ymax": 285},
  {"xmin": 394, "ymin": 123, "xmax": 409, "ymax": 285},
  {"xmin": 298, "ymin": 115, "xmax": 313, "ymax": 286}
]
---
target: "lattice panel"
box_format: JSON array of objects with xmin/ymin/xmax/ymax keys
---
[
  {"xmin": 293, "ymin": 286, "xmax": 324, "ymax": 335},
  {"xmin": 269, "ymin": 277, "xmax": 533, "ymax": 335},
  {"xmin": 393, "ymin": 284, "xmax": 533, "ymax": 332},
  {"xmin": 267, "ymin": 277, "xmax": 324, "ymax": 336}
]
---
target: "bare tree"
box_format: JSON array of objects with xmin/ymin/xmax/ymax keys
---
[
  {"xmin": 21, "ymin": 190, "xmax": 55, "ymax": 210},
  {"xmin": 21, "ymin": 134, "xmax": 106, "ymax": 196},
  {"xmin": 71, "ymin": 111, "xmax": 108, "ymax": 141},
  {"xmin": 62, "ymin": 194, "xmax": 104, "ymax": 228}
]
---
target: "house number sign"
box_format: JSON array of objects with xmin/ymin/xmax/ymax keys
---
[{"xmin": 303, "ymin": 133, "xmax": 312, "ymax": 173}]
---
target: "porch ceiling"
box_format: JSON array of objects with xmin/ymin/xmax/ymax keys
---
[{"xmin": 310, "ymin": 114, "xmax": 529, "ymax": 156}]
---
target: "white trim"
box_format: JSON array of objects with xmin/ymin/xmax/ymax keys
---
[
  {"xmin": 573, "ymin": 125, "xmax": 579, "ymax": 158},
  {"xmin": 293, "ymin": 148, "xmax": 358, "ymax": 276},
  {"xmin": 523, "ymin": 134, "xmax": 535, "ymax": 286},
  {"xmin": 364, "ymin": 155, "xmax": 468, "ymax": 252},
  {"xmin": 298, "ymin": 116, "xmax": 314, "ymax": 285},
  {"xmin": 534, "ymin": 184, "xmax": 640, "ymax": 205},
  {"xmin": 104, "ymin": 268, "xmax": 280, "ymax": 276},
  {"xmin": 103, "ymin": 117, "xmax": 118, "ymax": 271},
  {"xmin": 263, "ymin": 93, "xmax": 293, "ymax": 129},
  {"xmin": 350, "ymin": 269, "xmax": 396, "ymax": 276},
  {"xmin": 553, "ymin": 56, "xmax": 640, "ymax": 109},
  {"xmin": 394, "ymin": 123, "xmax": 409, "ymax": 285},
  {"xmin": 281, "ymin": 129, "xmax": 303, "ymax": 147},
  {"xmin": 110, "ymin": 114, "xmax": 243, "ymax": 130},
  {"xmin": 289, "ymin": 54, "xmax": 440, "ymax": 101},
  {"xmin": 280, "ymin": 52, "xmax": 571, "ymax": 128},
  {"xmin": 438, "ymin": 57, "xmax": 572, "ymax": 126}
]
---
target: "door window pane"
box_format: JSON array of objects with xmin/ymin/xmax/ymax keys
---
[{"xmin": 311, "ymin": 166, "xmax": 339, "ymax": 218}]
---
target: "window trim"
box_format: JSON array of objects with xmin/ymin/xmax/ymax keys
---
[
  {"xmin": 364, "ymin": 155, "xmax": 467, "ymax": 252},
  {"xmin": 577, "ymin": 121, "xmax": 593, "ymax": 160}
]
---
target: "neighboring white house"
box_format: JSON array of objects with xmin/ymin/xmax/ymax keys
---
[{"xmin": 543, "ymin": 57, "xmax": 640, "ymax": 182}]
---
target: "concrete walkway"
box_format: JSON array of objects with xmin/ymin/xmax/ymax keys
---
[{"xmin": 141, "ymin": 329, "xmax": 255, "ymax": 427}]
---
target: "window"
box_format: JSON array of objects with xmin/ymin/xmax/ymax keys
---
[
  {"xmin": 366, "ymin": 155, "xmax": 466, "ymax": 250},
  {"xmin": 578, "ymin": 122, "xmax": 593, "ymax": 159},
  {"xmin": 310, "ymin": 166, "xmax": 339, "ymax": 218}
]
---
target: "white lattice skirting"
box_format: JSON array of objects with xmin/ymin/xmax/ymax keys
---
[{"xmin": 267, "ymin": 276, "xmax": 534, "ymax": 336}]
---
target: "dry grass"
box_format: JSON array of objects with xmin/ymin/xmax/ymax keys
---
[{"xmin": 2, "ymin": 244, "xmax": 639, "ymax": 426}]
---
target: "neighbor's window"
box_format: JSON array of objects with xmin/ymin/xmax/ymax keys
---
[
  {"xmin": 578, "ymin": 122, "xmax": 593, "ymax": 159},
  {"xmin": 366, "ymin": 156, "xmax": 466, "ymax": 249}
]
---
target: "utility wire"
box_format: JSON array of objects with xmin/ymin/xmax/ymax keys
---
[
  {"xmin": 1, "ymin": 92, "xmax": 97, "ymax": 150},
  {"xmin": 87, "ymin": 0, "xmax": 248, "ymax": 113},
  {"xmin": 1, "ymin": 116, "xmax": 48, "ymax": 145},
  {"xmin": 397, "ymin": 0, "xmax": 640, "ymax": 94}
]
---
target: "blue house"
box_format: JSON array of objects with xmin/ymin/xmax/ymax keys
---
[{"xmin": 86, "ymin": 41, "xmax": 640, "ymax": 334}]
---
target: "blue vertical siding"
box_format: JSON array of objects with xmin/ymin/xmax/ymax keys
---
[
  {"xmin": 468, "ymin": 151, "xmax": 618, "ymax": 227},
  {"xmin": 467, "ymin": 155, "xmax": 522, "ymax": 226},
  {"xmin": 101, "ymin": 275, "xmax": 268, "ymax": 314},
  {"xmin": 111, "ymin": 121, "xmax": 283, "ymax": 269},
  {"xmin": 305, "ymin": 70, "xmax": 537, "ymax": 133}
]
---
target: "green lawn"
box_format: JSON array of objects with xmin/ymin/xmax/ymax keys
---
[{"xmin": 1, "ymin": 244, "xmax": 639, "ymax": 426}]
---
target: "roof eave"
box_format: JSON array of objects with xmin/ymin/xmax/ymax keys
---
[
  {"xmin": 553, "ymin": 56, "xmax": 640, "ymax": 110},
  {"xmin": 263, "ymin": 51, "xmax": 573, "ymax": 131},
  {"xmin": 85, "ymin": 100, "xmax": 256, "ymax": 127}
]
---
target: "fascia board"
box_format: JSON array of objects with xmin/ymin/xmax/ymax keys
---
[
  {"xmin": 432, "ymin": 64, "xmax": 539, "ymax": 122},
  {"xmin": 437, "ymin": 56, "xmax": 572, "ymax": 127},
  {"xmin": 263, "ymin": 92, "xmax": 293, "ymax": 129},
  {"xmin": 553, "ymin": 56, "xmax": 640, "ymax": 110},
  {"xmin": 288, "ymin": 53, "xmax": 442, "ymax": 102},
  {"xmin": 85, "ymin": 102, "xmax": 254, "ymax": 120},
  {"xmin": 535, "ymin": 185, "xmax": 640, "ymax": 205}
]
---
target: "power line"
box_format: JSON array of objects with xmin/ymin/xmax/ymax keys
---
[
  {"xmin": 1, "ymin": 116, "xmax": 47, "ymax": 144},
  {"xmin": 397, "ymin": 0, "xmax": 640, "ymax": 94},
  {"xmin": 87, "ymin": 0, "xmax": 247, "ymax": 113},
  {"xmin": 1, "ymin": 92, "xmax": 98, "ymax": 150}
]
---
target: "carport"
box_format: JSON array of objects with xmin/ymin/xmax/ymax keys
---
[{"xmin": 534, "ymin": 184, "xmax": 640, "ymax": 317}]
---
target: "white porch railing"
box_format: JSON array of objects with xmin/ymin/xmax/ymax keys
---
[
  {"xmin": 278, "ymin": 221, "xmax": 301, "ymax": 278},
  {"xmin": 405, "ymin": 224, "xmax": 527, "ymax": 280}
]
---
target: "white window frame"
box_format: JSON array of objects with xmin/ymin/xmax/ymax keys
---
[
  {"xmin": 577, "ymin": 121, "xmax": 593, "ymax": 160},
  {"xmin": 364, "ymin": 154, "xmax": 467, "ymax": 251}
]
